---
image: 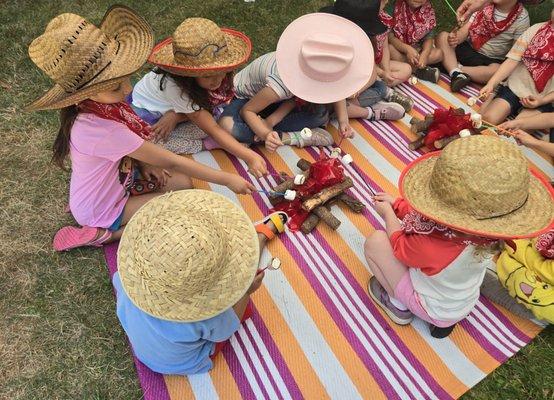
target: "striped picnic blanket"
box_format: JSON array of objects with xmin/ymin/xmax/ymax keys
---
[{"xmin": 103, "ymin": 74, "xmax": 553, "ymax": 400}]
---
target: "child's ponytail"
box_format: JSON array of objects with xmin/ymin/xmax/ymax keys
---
[{"xmin": 52, "ymin": 105, "xmax": 79, "ymax": 170}]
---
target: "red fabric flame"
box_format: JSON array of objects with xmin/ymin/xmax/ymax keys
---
[
  {"xmin": 272, "ymin": 157, "xmax": 345, "ymax": 231},
  {"xmin": 424, "ymin": 108, "xmax": 474, "ymax": 150}
]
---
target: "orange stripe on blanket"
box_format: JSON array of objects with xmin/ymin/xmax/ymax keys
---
[
  {"xmin": 212, "ymin": 151, "xmax": 388, "ymax": 400},
  {"xmin": 164, "ymin": 376, "xmax": 195, "ymax": 400},
  {"xmin": 210, "ymin": 358, "xmax": 244, "ymax": 400}
]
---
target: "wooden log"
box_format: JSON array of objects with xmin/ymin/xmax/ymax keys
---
[
  {"xmin": 411, "ymin": 114, "xmax": 434, "ymax": 134},
  {"xmin": 300, "ymin": 213, "xmax": 320, "ymax": 234},
  {"xmin": 313, "ymin": 206, "xmax": 341, "ymax": 230},
  {"xmin": 338, "ymin": 193, "xmax": 365, "ymax": 213},
  {"xmin": 408, "ymin": 136, "xmax": 426, "ymax": 150},
  {"xmin": 302, "ymin": 178, "xmax": 354, "ymax": 212},
  {"xmin": 297, "ymin": 158, "xmax": 311, "ymax": 171},
  {"xmin": 434, "ymin": 135, "xmax": 460, "ymax": 149}
]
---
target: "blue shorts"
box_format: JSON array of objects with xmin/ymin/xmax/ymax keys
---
[
  {"xmin": 126, "ymin": 93, "xmax": 163, "ymax": 125},
  {"xmin": 108, "ymin": 211, "xmax": 124, "ymax": 232},
  {"xmin": 496, "ymin": 85, "xmax": 554, "ymax": 117}
]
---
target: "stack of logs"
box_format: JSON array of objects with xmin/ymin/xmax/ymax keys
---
[
  {"xmin": 409, "ymin": 107, "xmax": 482, "ymax": 150},
  {"xmin": 269, "ymin": 159, "xmax": 365, "ymax": 234}
]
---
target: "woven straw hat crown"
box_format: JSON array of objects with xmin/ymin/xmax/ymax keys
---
[
  {"xmin": 29, "ymin": 13, "xmax": 119, "ymax": 93},
  {"xmin": 172, "ymin": 18, "xmax": 229, "ymax": 68},
  {"xmin": 430, "ymin": 136, "xmax": 529, "ymax": 219}
]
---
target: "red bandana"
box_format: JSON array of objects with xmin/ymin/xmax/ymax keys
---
[
  {"xmin": 79, "ymin": 100, "xmax": 153, "ymax": 140},
  {"xmin": 522, "ymin": 22, "xmax": 554, "ymax": 93},
  {"xmin": 535, "ymin": 229, "xmax": 554, "ymax": 259},
  {"xmin": 392, "ymin": 0, "xmax": 436, "ymax": 46},
  {"xmin": 208, "ymin": 75, "xmax": 235, "ymax": 107},
  {"xmin": 469, "ymin": 4, "xmax": 523, "ymax": 51},
  {"xmin": 401, "ymin": 210, "xmax": 496, "ymax": 246},
  {"xmin": 375, "ymin": 11, "xmax": 394, "ymax": 64}
]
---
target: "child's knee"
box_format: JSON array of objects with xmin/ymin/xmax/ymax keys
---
[
  {"xmin": 218, "ymin": 115, "xmax": 234, "ymax": 133},
  {"xmin": 364, "ymin": 230, "xmax": 389, "ymax": 254},
  {"xmin": 435, "ymin": 31, "xmax": 449, "ymax": 47}
]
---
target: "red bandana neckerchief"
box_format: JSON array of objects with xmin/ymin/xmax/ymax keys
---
[
  {"xmin": 522, "ymin": 22, "xmax": 554, "ymax": 93},
  {"xmin": 535, "ymin": 229, "xmax": 554, "ymax": 259},
  {"xmin": 375, "ymin": 11, "xmax": 394, "ymax": 64},
  {"xmin": 469, "ymin": 3, "xmax": 523, "ymax": 51},
  {"xmin": 401, "ymin": 210, "xmax": 497, "ymax": 247},
  {"xmin": 208, "ymin": 75, "xmax": 235, "ymax": 107},
  {"xmin": 78, "ymin": 100, "xmax": 154, "ymax": 141},
  {"xmin": 392, "ymin": 0, "xmax": 436, "ymax": 46}
]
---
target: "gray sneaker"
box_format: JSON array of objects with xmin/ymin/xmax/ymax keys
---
[
  {"xmin": 387, "ymin": 90, "xmax": 414, "ymax": 112},
  {"xmin": 370, "ymin": 101, "xmax": 406, "ymax": 121},
  {"xmin": 415, "ymin": 67, "xmax": 440, "ymax": 84},
  {"xmin": 368, "ymin": 276, "xmax": 413, "ymax": 325},
  {"xmin": 289, "ymin": 127, "xmax": 334, "ymax": 148}
]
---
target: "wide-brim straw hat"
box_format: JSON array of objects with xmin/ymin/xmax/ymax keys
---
[
  {"xmin": 276, "ymin": 13, "xmax": 374, "ymax": 104},
  {"xmin": 399, "ymin": 135, "xmax": 554, "ymax": 239},
  {"xmin": 149, "ymin": 18, "xmax": 252, "ymax": 77},
  {"xmin": 117, "ymin": 190, "xmax": 260, "ymax": 322},
  {"xmin": 25, "ymin": 5, "xmax": 154, "ymax": 111}
]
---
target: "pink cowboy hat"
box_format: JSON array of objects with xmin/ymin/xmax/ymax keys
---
[{"xmin": 276, "ymin": 13, "xmax": 374, "ymax": 104}]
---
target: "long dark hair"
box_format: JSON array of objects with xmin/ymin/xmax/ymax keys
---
[
  {"xmin": 52, "ymin": 105, "xmax": 79, "ymax": 170},
  {"xmin": 154, "ymin": 67, "xmax": 233, "ymax": 113}
]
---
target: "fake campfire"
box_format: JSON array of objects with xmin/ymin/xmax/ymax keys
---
[{"xmin": 266, "ymin": 156, "xmax": 365, "ymax": 234}]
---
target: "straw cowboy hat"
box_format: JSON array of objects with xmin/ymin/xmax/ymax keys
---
[
  {"xmin": 276, "ymin": 13, "xmax": 374, "ymax": 104},
  {"xmin": 400, "ymin": 135, "xmax": 554, "ymax": 239},
  {"xmin": 25, "ymin": 5, "xmax": 153, "ymax": 111},
  {"xmin": 148, "ymin": 18, "xmax": 252, "ymax": 77},
  {"xmin": 117, "ymin": 190, "xmax": 260, "ymax": 322}
]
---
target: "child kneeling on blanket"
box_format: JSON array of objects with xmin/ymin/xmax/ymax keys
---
[
  {"xmin": 364, "ymin": 135, "xmax": 554, "ymax": 338},
  {"xmin": 113, "ymin": 190, "xmax": 287, "ymax": 375}
]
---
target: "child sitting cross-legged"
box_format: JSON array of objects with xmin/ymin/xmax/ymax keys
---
[
  {"xmin": 219, "ymin": 13, "xmax": 374, "ymax": 152},
  {"xmin": 436, "ymin": 0, "xmax": 530, "ymax": 92},
  {"xmin": 480, "ymin": 9, "xmax": 554, "ymax": 125},
  {"xmin": 25, "ymin": 7, "xmax": 254, "ymax": 252},
  {"xmin": 388, "ymin": 0, "xmax": 443, "ymax": 83},
  {"xmin": 113, "ymin": 190, "xmax": 288, "ymax": 375},
  {"xmin": 364, "ymin": 135, "xmax": 554, "ymax": 337},
  {"xmin": 130, "ymin": 18, "xmax": 268, "ymax": 178}
]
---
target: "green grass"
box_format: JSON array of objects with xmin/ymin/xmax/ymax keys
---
[{"xmin": 0, "ymin": 0, "xmax": 552, "ymax": 399}]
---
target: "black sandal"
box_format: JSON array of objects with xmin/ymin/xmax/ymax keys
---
[{"xmin": 429, "ymin": 323, "xmax": 457, "ymax": 339}]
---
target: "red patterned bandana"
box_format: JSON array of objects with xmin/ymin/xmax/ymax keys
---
[
  {"xmin": 469, "ymin": 3, "xmax": 523, "ymax": 51},
  {"xmin": 522, "ymin": 22, "xmax": 554, "ymax": 93},
  {"xmin": 535, "ymin": 229, "xmax": 554, "ymax": 259},
  {"xmin": 375, "ymin": 11, "xmax": 394, "ymax": 64},
  {"xmin": 401, "ymin": 210, "xmax": 496, "ymax": 246},
  {"xmin": 208, "ymin": 74, "xmax": 235, "ymax": 107},
  {"xmin": 78, "ymin": 100, "xmax": 153, "ymax": 140},
  {"xmin": 392, "ymin": 0, "xmax": 436, "ymax": 46}
]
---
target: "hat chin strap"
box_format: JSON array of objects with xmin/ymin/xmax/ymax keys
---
[{"xmin": 473, "ymin": 193, "xmax": 529, "ymax": 220}]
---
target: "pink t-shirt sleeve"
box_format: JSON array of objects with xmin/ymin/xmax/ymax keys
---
[{"xmin": 90, "ymin": 123, "xmax": 144, "ymax": 161}]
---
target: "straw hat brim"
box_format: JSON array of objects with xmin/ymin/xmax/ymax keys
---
[
  {"xmin": 25, "ymin": 5, "xmax": 154, "ymax": 111},
  {"xmin": 400, "ymin": 152, "xmax": 554, "ymax": 239},
  {"xmin": 149, "ymin": 29, "xmax": 252, "ymax": 77},
  {"xmin": 117, "ymin": 190, "xmax": 260, "ymax": 322}
]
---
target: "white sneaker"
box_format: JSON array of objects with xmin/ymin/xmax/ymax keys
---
[{"xmin": 369, "ymin": 101, "xmax": 405, "ymax": 121}]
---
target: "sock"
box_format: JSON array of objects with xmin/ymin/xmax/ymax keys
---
[
  {"xmin": 284, "ymin": 131, "xmax": 300, "ymax": 146},
  {"xmin": 366, "ymin": 107, "xmax": 374, "ymax": 120},
  {"xmin": 449, "ymin": 68, "xmax": 462, "ymax": 76},
  {"xmin": 202, "ymin": 136, "xmax": 222, "ymax": 150},
  {"xmin": 389, "ymin": 296, "xmax": 408, "ymax": 311}
]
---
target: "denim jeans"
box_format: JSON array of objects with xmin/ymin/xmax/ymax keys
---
[
  {"xmin": 220, "ymin": 98, "xmax": 330, "ymax": 144},
  {"xmin": 356, "ymin": 80, "xmax": 388, "ymax": 107}
]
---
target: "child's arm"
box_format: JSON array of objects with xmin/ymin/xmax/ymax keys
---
[
  {"xmin": 151, "ymin": 110, "xmax": 188, "ymax": 142},
  {"xmin": 380, "ymin": 36, "xmax": 395, "ymax": 85},
  {"xmin": 417, "ymin": 37, "xmax": 434, "ymax": 68},
  {"xmin": 233, "ymin": 272, "xmax": 264, "ymax": 318},
  {"xmin": 129, "ymin": 141, "xmax": 254, "ymax": 193},
  {"xmin": 500, "ymin": 112, "xmax": 554, "ymax": 131},
  {"xmin": 447, "ymin": 22, "xmax": 470, "ymax": 48},
  {"xmin": 333, "ymin": 99, "xmax": 353, "ymax": 138},
  {"xmin": 389, "ymin": 33, "xmax": 419, "ymax": 65},
  {"xmin": 510, "ymin": 130, "xmax": 554, "ymax": 157},
  {"xmin": 521, "ymin": 91, "xmax": 554, "ymax": 109},
  {"xmin": 480, "ymin": 59, "xmax": 519, "ymax": 99},
  {"xmin": 240, "ymin": 87, "xmax": 287, "ymax": 140},
  {"xmin": 187, "ymin": 109, "xmax": 267, "ymax": 177},
  {"xmin": 265, "ymin": 99, "xmax": 296, "ymax": 128}
]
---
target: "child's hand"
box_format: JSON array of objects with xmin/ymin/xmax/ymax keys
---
[
  {"xmin": 225, "ymin": 174, "xmax": 255, "ymax": 194},
  {"xmin": 404, "ymin": 46, "xmax": 420, "ymax": 66},
  {"xmin": 382, "ymin": 70, "xmax": 396, "ymax": 86},
  {"xmin": 520, "ymin": 95, "xmax": 542, "ymax": 109},
  {"xmin": 513, "ymin": 129, "xmax": 539, "ymax": 147},
  {"xmin": 140, "ymin": 165, "xmax": 171, "ymax": 187},
  {"xmin": 479, "ymin": 84, "xmax": 495, "ymax": 101},
  {"xmin": 246, "ymin": 152, "xmax": 268, "ymax": 178},
  {"xmin": 417, "ymin": 53, "xmax": 429, "ymax": 69},
  {"xmin": 265, "ymin": 131, "xmax": 283, "ymax": 152},
  {"xmin": 247, "ymin": 271, "xmax": 264, "ymax": 294},
  {"xmin": 373, "ymin": 199, "xmax": 394, "ymax": 217},
  {"xmin": 339, "ymin": 120, "xmax": 354, "ymax": 138},
  {"xmin": 498, "ymin": 119, "xmax": 523, "ymax": 131},
  {"xmin": 151, "ymin": 110, "xmax": 180, "ymax": 142},
  {"xmin": 447, "ymin": 31, "xmax": 460, "ymax": 47},
  {"xmin": 372, "ymin": 192, "xmax": 396, "ymax": 205}
]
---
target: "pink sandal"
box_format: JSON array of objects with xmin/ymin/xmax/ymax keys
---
[{"xmin": 53, "ymin": 226, "xmax": 112, "ymax": 252}]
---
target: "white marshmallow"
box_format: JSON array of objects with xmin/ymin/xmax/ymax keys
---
[
  {"xmin": 459, "ymin": 129, "xmax": 472, "ymax": 138},
  {"xmin": 300, "ymin": 128, "xmax": 313, "ymax": 138},
  {"xmin": 284, "ymin": 190, "xmax": 297, "ymax": 201},
  {"xmin": 341, "ymin": 154, "xmax": 353, "ymax": 164},
  {"xmin": 470, "ymin": 113, "xmax": 482, "ymax": 123},
  {"xmin": 270, "ymin": 257, "xmax": 281, "ymax": 270},
  {"xmin": 332, "ymin": 147, "xmax": 342, "ymax": 154},
  {"xmin": 409, "ymin": 76, "xmax": 418, "ymax": 85},
  {"xmin": 294, "ymin": 174, "xmax": 306, "ymax": 185},
  {"xmin": 472, "ymin": 120, "xmax": 483, "ymax": 129},
  {"xmin": 467, "ymin": 97, "xmax": 477, "ymax": 106}
]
